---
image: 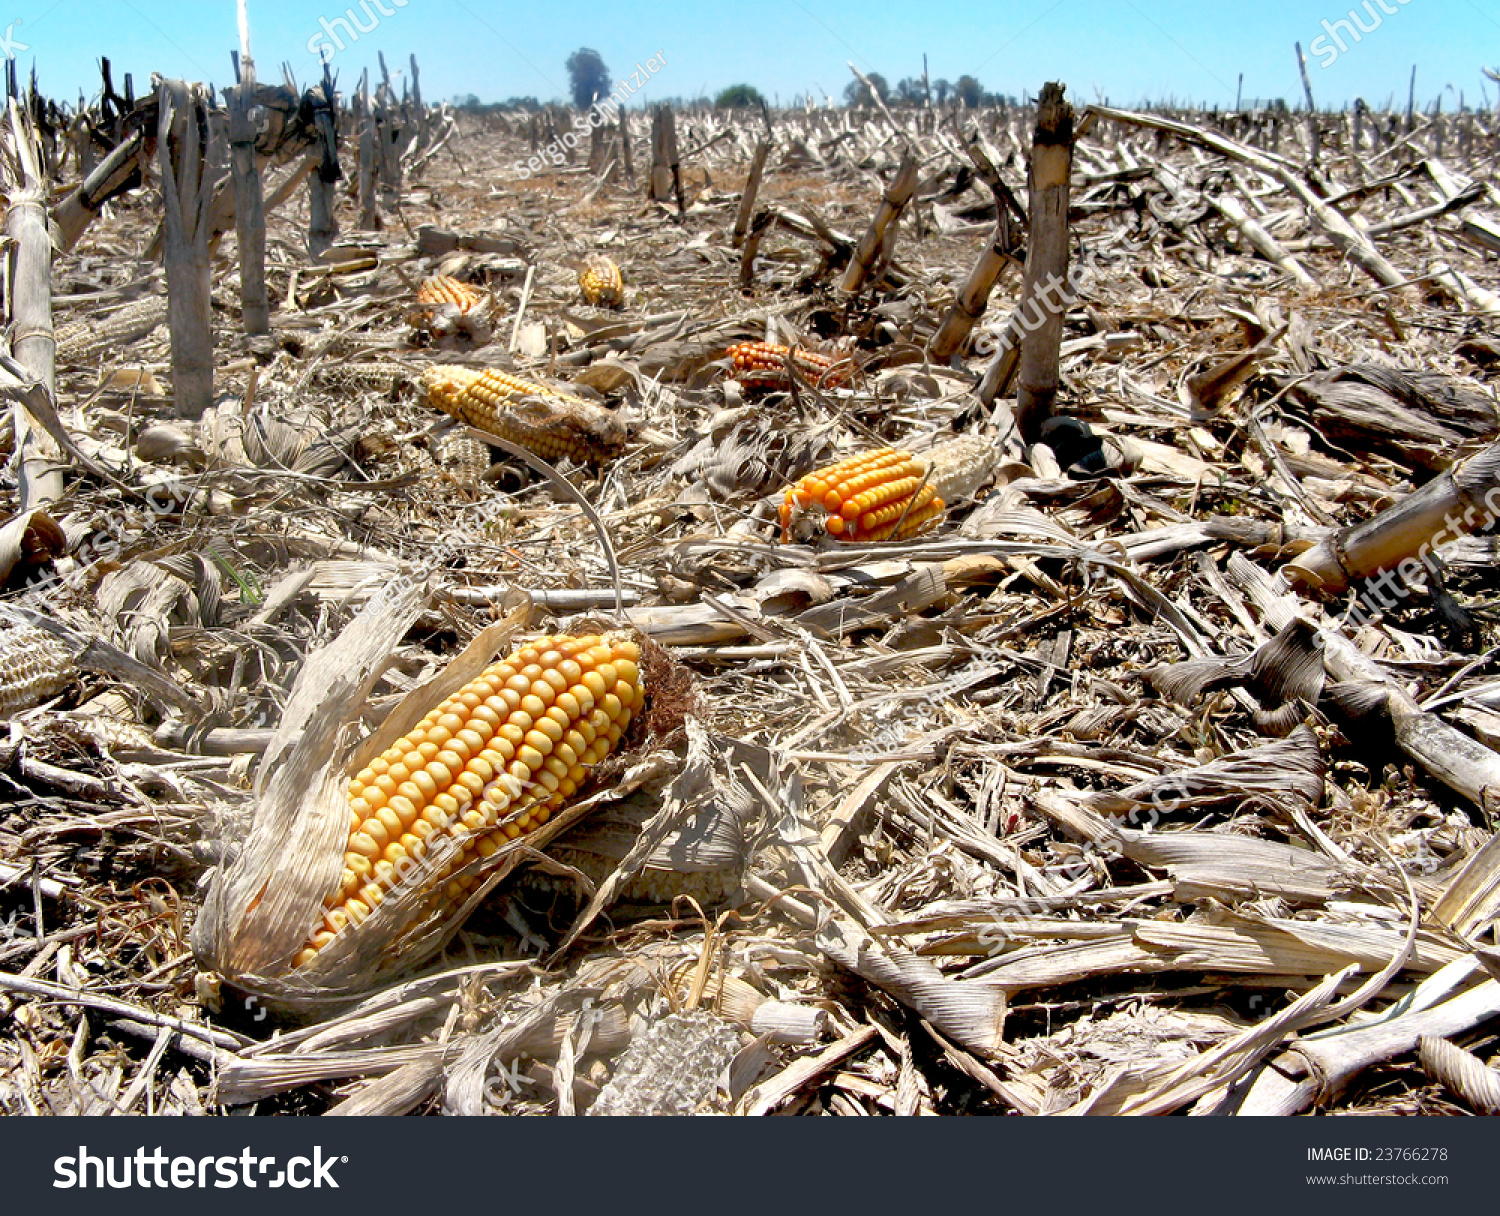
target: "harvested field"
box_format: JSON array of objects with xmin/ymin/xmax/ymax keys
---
[{"xmin": 4, "ymin": 70, "xmax": 1500, "ymax": 1119}]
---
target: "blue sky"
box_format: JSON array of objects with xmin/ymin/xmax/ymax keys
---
[{"xmin": 14, "ymin": 0, "xmax": 1500, "ymax": 111}]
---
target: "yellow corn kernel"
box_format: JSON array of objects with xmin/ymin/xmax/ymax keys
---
[
  {"xmin": 780, "ymin": 448, "xmax": 945, "ymax": 544},
  {"xmin": 578, "ymin": 254, "xmax": 625, "ymax": 308},
  {"xmin": 294, "ymin": 632, "xmax": 645, "ymax": 966},
  {"xmin": 418, "ymin": 366, "xmax": 626, "ymax": 466},
  {"xmin": 415, "ymin": 274, "xmax": 485, "ymax": 313},
  {"xmin": 726, "ymin": 341, "xmax": 852, "ymax": 391}
]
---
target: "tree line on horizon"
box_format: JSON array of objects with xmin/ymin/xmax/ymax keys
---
[{"xmin": 448, "ymin": 46, "xmax": 1014, "ymax": 113}]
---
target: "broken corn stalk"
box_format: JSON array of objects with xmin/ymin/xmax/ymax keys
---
[
  {"xmin": 1284, "ymin": 438, "xmax": 1500, "ymax": 594},
  {"xmin": 579, "ymin": 254, "xmax": 625, "ymax": 308},
  {"xmin": 726, "ymin": 341, "xmax": 853, "ymax": 391},
  {"xmin": 779, "ymin": 435, "xmax": 1002, "ymax": 544},
  {"xmin": 294, "ymin": 631, "xmax": 645, "ymax": 966}
]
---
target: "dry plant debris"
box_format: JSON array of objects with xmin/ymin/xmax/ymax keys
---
[{"xmin": 3, "ymin": 82, "xmax": 1500, "ymax": 1119}]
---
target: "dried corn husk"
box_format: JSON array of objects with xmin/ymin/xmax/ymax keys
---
[
  {"xmin": 528, "ymin": 728, "xmax": 759, "ymax": 915},
  {"xmin": 191, "ymin": 584, "xmax": 659, "ymax": 1013}
]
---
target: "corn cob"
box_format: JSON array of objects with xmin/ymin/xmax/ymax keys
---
[
  {"xmin": 56, "ymin": 297, "xmax": 168, "ymax": 363},
  {"xmin": 48, "ymin": 714, "xmax": 160, "ymax": 757},
  {"xmin": 420, "ymin": 366, "xmax": 627, "ymax": 465},
  {"xmin": 780, "ymin": 448, "xmax": 942, "ymax": 542},
  {"xmin": 320, "ymin": 327, "xmax": 411, "ymax": 358},
  {"xmin": 779, "ymin": 436, "xmax": 1002, "ymax": 544},
  {"xmin": 588, "ymin": 1010, "xmax": 740, "ymax": 1116},
  {"xmin": 579, "ymin": 254, "xmax": 625, "ymax": 308},
  {"xmin": 415, "ymin": 275, "xmax": 485, "ymax": 314},
  {"xmin": 311, "ymin": 361, "xmax": 412, "ymax": 395},
  {"xmin": 294, "ymin": 631, "xmax": 646, "ymax": 967},
  {"xmin": 0, "ymin": 624, "xmax": 77, "ymax": 716},
  {"xmin": 726, "ymin": 341, "xmax": 853, "ymax": 391},
  {"xmin": 433, "ymin": 431, "xmax": 492, "ymax": 484}
]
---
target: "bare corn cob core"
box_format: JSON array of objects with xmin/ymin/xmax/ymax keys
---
[
  {"xmin": 780, "ymin": 448, "xmax": 944, "ymax": 543},
  {"xmin": 579, "ymin": 254, "xmax": 625, "ymax": 308},
  {"xmin": 294, "ymin": 632, "xmax": 645, "ymax": 967},
  {"xmin": 588, "ymin": 1010, "xmax": 741, "ymax": 1116},
  {"xmin": 726, "ymin": 341, "xmax": 853, "ymax": 391},
  {"xmin": 56, "ymin": 297, "xmax": 168, "ymax": 363},
  {"xmin": 420, "ymin": 365, "xmax": 627, "ymax": 465},
  {"xmin": 433, "ymin": 431, "xmax": 492, "ymax": 484},
  {"xmin": 415, "ymin": 275, "xmax": 485, "ymax": 313},
  {"xmin": 0, "ymin": 624, "xmax": 77, "ymax": 716},
  {"xmin": 311, "ymin": 361, "xmax": 412, "ymax": 395},
  {"xmin": 321, "ymin": 327, "xmax": 412, "ymax": 358}
]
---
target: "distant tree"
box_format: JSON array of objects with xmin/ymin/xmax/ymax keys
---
[
  {"xmin": 715, "ymin": 83, "xmax": 765, "ymax": 108},
  {"xmin": 843, "ymin": 72, "xmax": 890, "ymax": 107},
  {"xmin": 566, "ymin": 48, "xmax": 610, "ymax": 108},
  {"xmin": 953, "ymin": 75, "xmax": 982, "ymax": 108},
  {"xmin": 894, "ymin": 77, "xmax": 925, "ymax": 105},
  {"xmin": 933, "ymin": 78, "xmax": 951, "ymax": 105},
  {"xmin": 500, "ymin": 95, "xmax": 540, "ymax": 111}
]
